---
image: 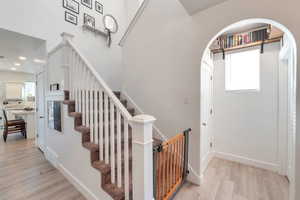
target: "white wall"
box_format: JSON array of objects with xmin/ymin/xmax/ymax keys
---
[
  {"xmin": 121, "ymin": 0, "xmax": 300, "ymax": 195},
  {"xmin": 47, "ymin": 48, "xmax": 65, "ymax": 91},
  {"xmin": 0, "ymin": 0, "xmax": 127, "ymax": 89},
  {"xmin": 212, "ymin": 43, "xmax": 282, "ymax": 171},
  {"xmin": 122, "ymin": 0, "xmax": 202, "ymax": 183}
]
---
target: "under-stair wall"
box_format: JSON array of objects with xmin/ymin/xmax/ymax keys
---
[{"xmin": 45, "ymin": 95, "xmax": 113, "ymax": 200}]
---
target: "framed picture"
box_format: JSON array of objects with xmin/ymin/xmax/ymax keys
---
[
  {"xmin": 63, "ymin": 0, "xmax": 79, "ymax": 14},
  {"xmin": 81, "ymin": 0, "xmax": 92, "ymax": 9},
  {"xmin": 84, "ymin": 13, "xmax": 95, "ymax": 28},
  {"xmin": 95, "ymin": 1, "xmax": 103, "ymax": 14},
  {"xmin": 65, "ymin": 11, "xmax": 78, "ymax": 25},
  {"xmin": 50, "ymin": 83, "xmax": 60, "ymax": 91},
  {"xmin": 48, "ymin": 101, "xmax": 62, "ymax": 132}
]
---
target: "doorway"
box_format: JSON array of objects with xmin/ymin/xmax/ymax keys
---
[
  {"xmin": 36, "ymin": 71, "xmax": 46, "ymax": 152},
  {"xmin": 200, "ymin": 19, "xmax": 297, "ymax": 200}
]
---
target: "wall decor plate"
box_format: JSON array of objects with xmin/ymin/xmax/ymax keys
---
[
  {"xmin": 95, "ymin": 1, "xmax": 103, "ymax": 14},
  {"xmin": 65, "ymin": 11, "xmax": 78, "ymax": 25},
  {"xmin": 63, "ymin": 0, "xmax": 79, "ymax": 14},
  {"xmin": 82, "ymin": 0, "xmax": 92, "ymax": 9}
]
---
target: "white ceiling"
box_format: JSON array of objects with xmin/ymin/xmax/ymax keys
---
[
  {"xmin": 178, "ymin": 0, "xmax": 228, "ymax": 15},
  {"xmin": 0, "ymin": 28, "xmax": 46, "ymax": 74}
]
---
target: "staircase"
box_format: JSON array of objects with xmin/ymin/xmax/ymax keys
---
[
  {"xmin": 63, "ymin": 91, "xmax": 128, "ymax": 199},
  {"xmin": 50, "ymin": 33, "xmax": 162, "ymax": 200},
  {"xmin": 64, "ymin": 90, "xmax": 162, "ymax": 199}
]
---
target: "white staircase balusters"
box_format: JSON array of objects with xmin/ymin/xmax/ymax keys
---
[
  {"xmin": 124, "ymin": 118, "xmax": 130, "ymax": 200},
  {"xmin": 104, "ymin": 94, "xmax": 109, "ymax": 164},
  {"xmin": 99, "ymin": 89, "xmax": 104, "ymax": 161},
  {"xmin": 94, "ymin": 82, "xmax": 99, "ymax": 144},
  {"xmin": 89, "ymin": 78, "xmax": 94, "ymax": 143},
  {"xmin": 110, "ymin": 99, "xmax": 116, "ymax": 184},
  {"xmin": 51, "ymin": 33, "xmax": 155, "ymax": 200},
  {"xmin": 117, "ymin": 109, "xmax": 122, "ymax": 188}
]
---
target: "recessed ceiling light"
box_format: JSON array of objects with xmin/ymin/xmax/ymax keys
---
[
  {"xmin": 14, "ymin": 63, "xmax": 21, "ymax": 66},
  {"xmin": 19, "ymin": 56, "xmax": 27, "ymax": 60},
  {"xmin": 34, "ymin": 59, "xmax": 46, "ymax": 64},
  {"xmin": 11, "ymin": 67, "xmax": 17, "ymax": 71}
]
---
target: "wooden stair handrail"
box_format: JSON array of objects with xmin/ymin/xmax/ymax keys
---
[{"xmin": 65, "ymin": 38, "xmax": 133, "ymax": 121}]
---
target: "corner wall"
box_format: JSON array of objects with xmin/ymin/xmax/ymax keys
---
[
  {"xmin": 121, "ymin": 0, "xmax": 300, "ymax": 196},
  {"xmin": 212, "ymin": 43, "xmax": 283, "ymax": 172}
]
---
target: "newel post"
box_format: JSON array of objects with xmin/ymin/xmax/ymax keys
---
[
  {"xmin": 130, "ymin": 114, "xmax": 156, "ymax": 200},
  {"xmin": 60, "ymin": 32, "xmax": 74, "ymax": 91}
]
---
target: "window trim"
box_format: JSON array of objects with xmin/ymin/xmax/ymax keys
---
[{"xmin": 224, "ymin": 48, "xmax": 261, "ymax": 92}]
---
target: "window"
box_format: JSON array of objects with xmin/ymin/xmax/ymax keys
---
[
  {"xmin": 225, "ymin": 49, "xmax": 260, "ymax": 91},
  {"xmin": 22, "ymin": 82, "xmax": 36, "ymax": 101}
]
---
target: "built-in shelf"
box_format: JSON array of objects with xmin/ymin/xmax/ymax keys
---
[
  {"xmin": 211, "ymin": 36, "xmax": 282, "ymax": 54},
  {"xmin": 82, "ymin": 25, "xmax": 108, "ymax": 37}
]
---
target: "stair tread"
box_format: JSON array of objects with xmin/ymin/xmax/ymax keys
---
[
  {"xmin": 83, "ymin": 142, "xmax": 99, "ymax": 151},
  {"xmin": 63, "ymin": 100, "xmax": 75, "ymax": 105},
  {"xmin": 69, "ymin": 112, "xmax": 82, "ymax": 117},
  {"xmin": 75, "ymin": 125, "xmax": 90, "ymax": 133},
  {"xmin": 103, "ymin": 183, "xmax": 124, "ymax": 198}
]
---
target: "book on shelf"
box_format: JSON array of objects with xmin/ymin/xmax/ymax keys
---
[{"xmin": 217, "ymin": 28, "xmax": 269, "ymax": 49}]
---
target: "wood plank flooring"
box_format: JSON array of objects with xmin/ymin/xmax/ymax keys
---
[
  {"xmin": 0, "ymin": 134, "xmax": 289, "ymax": 200},
  {"xmin": 174, "ymin": 158, "xmax": 289, "ymax": 200},
  {"xmin": 0, "ymin": 135, "xmax": 86, "ymax": 200}
]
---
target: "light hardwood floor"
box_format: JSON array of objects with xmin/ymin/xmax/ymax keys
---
[
  {"xmin": 175, "ymin": 158, "xmax": 289, "ymax": 200},
  {"xmin": 0, "ymin": 135, "xmax": 86, "ymax": 200}
]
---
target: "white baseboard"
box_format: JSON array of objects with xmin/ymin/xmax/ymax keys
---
[
  {"xmin": 45, "ymin": 146, "xmax": 59, "ymax": 167},
  {"xmin": 187, "ymin": 168, "xmax": 201, "ymax": 185},
  {"xmin": 57, "ymin": 164, "xmax": 99, "ymax": 200},
  {"xmin": 200, "ymin": 151, "xmax": 214, "ymax": 177},
  {"xmin": 214, "ymin": 151, "xmax": 279, "ymax": 172}
]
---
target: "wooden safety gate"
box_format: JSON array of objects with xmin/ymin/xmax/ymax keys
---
[{"xmin": 153, "ymin": 129, "xmax": 191, "ymax": 200}]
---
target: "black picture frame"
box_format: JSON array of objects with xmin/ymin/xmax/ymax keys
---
[
  {"xmin": 65, "ymin": 11, "xmax": 78, "ymax": 25},
  {"xmin": 95, "ymin": 1, "xmax": 103, "ymax": 14},
  {"xmin": 50, "ymin": 83, "xmax": 60, "ymax": 91},
  {"xmin": 84, "ymin": 13, "xmax": 95, "ymax": 28},
  {"xmin": 81, "ymin": 0, "xmax": 92, "ymax": 9},
  {"xmin": 48, "ymin": 101, "xmax": 62, "ymax": 132},
  {"xmin": 63, "ymin": 0, "xmax": 80, "ymax": 14}
]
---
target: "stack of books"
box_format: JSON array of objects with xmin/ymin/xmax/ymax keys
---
[{"xmin": 217, "ymin": 28, "xmax": 269, "ymax": 49}]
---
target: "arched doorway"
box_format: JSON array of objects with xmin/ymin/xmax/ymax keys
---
[{"xmin": 200, "ymin": 18, "xmax": 297, "ymax": 200}]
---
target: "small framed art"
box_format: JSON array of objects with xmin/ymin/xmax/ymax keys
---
[
  {"xmin": 63, "ymin": 0, "xmax": 80, "ymax": 14},
  {"xmin": 84, "ymin": 13, "xmax": 95, "ymax": 28},
  {"xmin": 82, "ymin": 0, "xmax": 92, "ymax": 9},
  {"xmin": 65, "ymin": 11, "xmax": 78, "ymax": 25},
  {"xmin": 95, "ymin": 1, "xmax": 103, "ymax": 14}
]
